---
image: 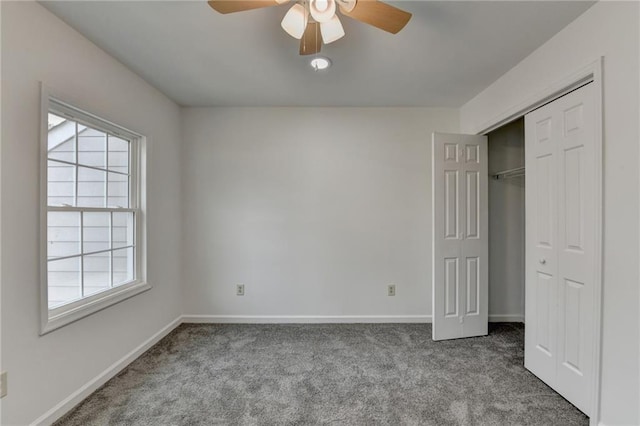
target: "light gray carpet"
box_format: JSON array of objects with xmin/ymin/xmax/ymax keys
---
[{"xmin": 56, "ymin": 323, "xmax": 588, "ymax": 425}]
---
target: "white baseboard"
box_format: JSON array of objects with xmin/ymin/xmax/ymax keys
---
[
  {"xmin": 31, "ymin": 316, "xmax": 182, "ymax": 426},
  {"xmin": 182, "ymin": 315, "xmax": 432, "ymax": 324},
  {"xmin": 488, "ymin": 314, "xmax": 524, "ymax": 323},
  {"xmin": 183, "ymin": 315, "xmax": 525, "ymax": 324}
]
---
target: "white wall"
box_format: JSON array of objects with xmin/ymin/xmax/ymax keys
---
[
  {"xmin": 181, "ymin": 108, "xmax": 459, "ymax": 319},
  {"xmin": 1, "ymin": 3, "xmax": 183, "ymax": 425},
  {"xmin": 487, "ymin": 119, "xmax": 525, "ymax": 321},
  {"xmin": 460, "ymin": 2, "xmax": 640, "ymax": 424}
]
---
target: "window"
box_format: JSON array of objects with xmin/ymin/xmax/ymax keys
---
[{"xmin": 41, "ymin": 96, "xmax": 148, "ymax": 334}]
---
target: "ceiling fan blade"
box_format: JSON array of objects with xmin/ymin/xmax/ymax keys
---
[
  {"xmin": 299, "ymin": 22, "xmax": 322, "ymax": 55},
  {"xmin": 207, "ymin": 0, "xmax": 281, "ymax": 14},
  {"xmin": 340, "ymin": 0, "xmax": 411, "ymax": 34}
]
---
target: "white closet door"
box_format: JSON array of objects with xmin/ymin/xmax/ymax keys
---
[
  {"xmin": 524, "ymin": 101, "xmax": 558, "ymax": 386},
  {"xmin": 525, "ymin": 83, "xmax": 595, "ymax": 415},
  {"xmin": 432, "ymin": 133, "xmax": 488, "ymax": 341}
]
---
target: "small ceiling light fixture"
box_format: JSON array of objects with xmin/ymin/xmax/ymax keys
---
[{"xmin": 310, "ymin": 56, "xmax": 331, "ymax": 71}]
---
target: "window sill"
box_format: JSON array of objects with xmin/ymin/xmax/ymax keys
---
[{"xmin": 41, "ymin": 281, "xmax": 151, "ymax": 335}]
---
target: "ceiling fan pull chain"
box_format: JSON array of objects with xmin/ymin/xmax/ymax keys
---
[{"xmin": 313, "ymin": 22, "xmax": 319, "ymax": 70}]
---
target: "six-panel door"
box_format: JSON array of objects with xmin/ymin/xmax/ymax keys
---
[
  {"xmin": 525, "ymin": 83, "xmax": 595, "ymax": 415},
  {"xmin": 432, "ymin": 133, "xmax": 488, "ymax": 341}
]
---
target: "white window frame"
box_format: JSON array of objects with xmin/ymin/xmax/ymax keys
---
[{"xmin": 40, "ymin": 86, "xmax": 149, "ymax": 335}]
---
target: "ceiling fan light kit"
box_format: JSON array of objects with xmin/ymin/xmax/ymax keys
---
[
  {"xmin": 309, "ymin": 0, "xmax": 336, "ymax": 23},
  {"xmin": 320, "ymin": 14, "xmax": 345, "ymax": 44},
  {"xmin": 208, "ymin": 0, "xmax": 412, "ymax": 55},
  {"xmin": 281, "ymin": 3, "xmax": 308, "ymax": 39}
]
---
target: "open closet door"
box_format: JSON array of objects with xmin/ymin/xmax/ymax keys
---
[{"xmin": 432, "ymin": 133, "xmax": 488, "ymax": 341}]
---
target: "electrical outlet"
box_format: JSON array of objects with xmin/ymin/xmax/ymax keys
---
[
  {"xmin": 388, "ymin": 284, "xmax": 396, "ymax": 296},
  {"xmin": 0, "ymin": 371, "xmax": 7, "ymax": 398},
  {"xmin": 236, "ymin": 284, "xmax": 245, "ymax": 296}
]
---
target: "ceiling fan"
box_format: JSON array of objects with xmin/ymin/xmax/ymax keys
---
[{"xmin": 207, "ymin": 0, "xmax": 412, "ymax": 55}]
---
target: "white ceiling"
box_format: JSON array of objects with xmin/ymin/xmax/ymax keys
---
[{"xmin": 41, "ymin": 1, "xmax": 594, "ymax": 107}]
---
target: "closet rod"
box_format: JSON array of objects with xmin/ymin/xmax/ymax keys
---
[{"xmin": 492, "ymin": 166, "xmax": 525, "ymax": 180}]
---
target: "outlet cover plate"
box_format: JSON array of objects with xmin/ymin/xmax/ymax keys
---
[
  {"xmin": 236, "ymin": 284, "xmax": 245, "ymax": 296},
  {"xmin": 388, "ymin": 284, "xmax": 396, "ymax": 296}
]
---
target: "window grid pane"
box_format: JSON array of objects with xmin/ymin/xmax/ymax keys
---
[
  {"xmin": 47, "ymin": 161, "xmax": 75, "ymax": 207},
  {"xmin": 107, "ymin": 172, "xmax": 129, "ymax": 208},
  {"xmin": 110, "ymin": 212, "xmax": 114, "ymax": 289},
  {"xmin": 80, "ymin": 211, "xmax": 84, "ymax": 297},
  {"xmin": 74, "ymin": 122, "xmax": 79, "ymax": 206},
  {"xmin": 77, "ymin": 166, "xmax": 106, "ymax": 208},
  {"xmin": 78, "ymin": 126, "xmax": 107, "ymax": 170},
  {"xmin": 48, "ymin": 256, "xmax": 81, "ymax": 309},
  {"xmin": 47, "ymin": 211, "xmax": 81, "ymax": 260},
  {"xmin": 83, "ymin": 251, "xmax": 111, "ymax": 297},
  {"xmin": 108, "ymin": 136, "xmax": 130, "ymax": 174},
  {"xmin": 113, "ymin": 247, "xmax": 134, "ymax": 287},
  {"xmin": 82, "ymin": 211, "xmax": 110, "ymax": 253}
]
